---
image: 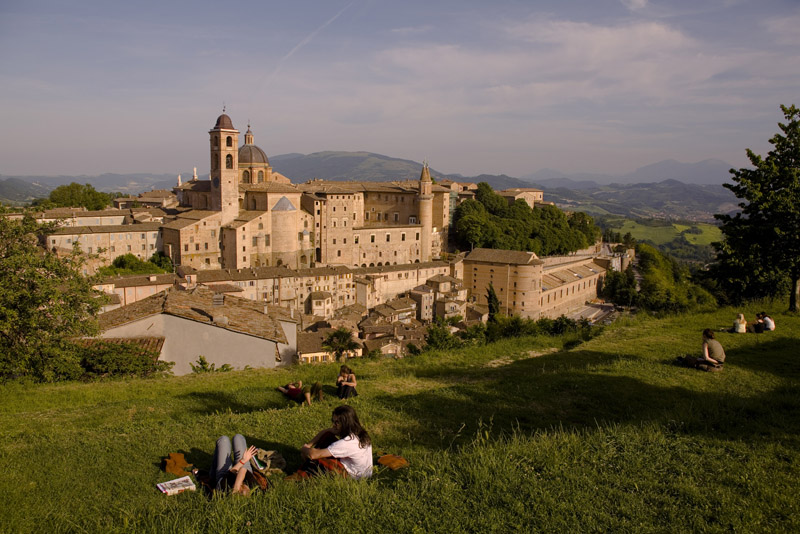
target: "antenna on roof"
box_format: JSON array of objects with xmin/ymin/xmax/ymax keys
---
[{"xmin": 222, "ymin": 103, "xmax": 226, "ymax": 113}]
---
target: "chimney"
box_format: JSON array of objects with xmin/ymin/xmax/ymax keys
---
[
  {"xmin": 290, "ymin": 308, "xmax": 294, "ymax": 319},
  {"xmin": 176, "ymin": 174, "xmax": 182, "ymax": 187},
  {"xmin": 213, "ymin": 294, "xmax": 225, "ymax": 307},
  {"xmin": 263, "ymin": 304, "xmax": 269, "ymax": 315},
  {"xmin": 193, "ymin": 167, "xmax": 198, "ymax": 180}
]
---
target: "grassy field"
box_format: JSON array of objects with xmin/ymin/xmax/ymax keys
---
[
  {"xmin": 1, "ymin": 305, "xmax": 799, "ymax": 533},
  {"xmin": 606, "ymin": 219, "xmax": 722, "ymax": 246}
]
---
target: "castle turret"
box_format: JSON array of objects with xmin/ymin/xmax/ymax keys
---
[
  {"xmin": 419, "ymin": 161, "xmax": 433, "ymax": 262},
  {"xmin": 209, "ymin": 111, "xmax": 240, "ymax": 224}
]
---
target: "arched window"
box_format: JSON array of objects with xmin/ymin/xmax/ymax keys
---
[
  {"xmin": 258, "ymin": 171, "xmax": 264, "ymax": 182},
  {"xmin": 243, "ymin": 170, "xmax": 250, "ymax": 183},
  {"xmin": 226, "ymin": 136, "xmax": 233, "ymax": 147},
  {"xmin": 226, "ymin": 154, "xmax": 233, "ymax": 169}
]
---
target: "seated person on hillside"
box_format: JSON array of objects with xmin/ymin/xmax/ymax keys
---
[
  {"xmin": 277, "ymin": 381, "xmax": 322, "ymax": 406},
  {"xmin": 729, "ymin": 313, "xmax": 747, "ymax": 334},
  {"xmin": 762, "ymin": 312, "xmax": 776, "ymax": 331},
  {"xmin": 293, "ymin": 405, "xmax": 373, "ymax": 480},
  {"xmin": 750, "ymin": 313, "xmax": 766, "ymax": 333},
  {"xmin": 210, "ymin": 434, "xmax": 258, "ymax": 495},
  {"xmin": 679, "ymin": 329, "xmax": 726, "ymax": 371},
  {"xmin": 336, "ymin": 365, "xmax": 358, "ymax": 399}
]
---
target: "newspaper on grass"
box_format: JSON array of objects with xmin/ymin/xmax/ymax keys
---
[{"xmin": 157, "ymin": 475, "xmax": 196, "ymax": 496}]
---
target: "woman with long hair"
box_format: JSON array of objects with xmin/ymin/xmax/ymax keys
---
[{"xmin": 297, "ymin": 405, "xmax": 373, "ymax": 479}]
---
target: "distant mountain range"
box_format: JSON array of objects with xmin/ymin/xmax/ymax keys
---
[{"xmin": 0, "ymin": 151, "xmax": 737, "ymax": 221}]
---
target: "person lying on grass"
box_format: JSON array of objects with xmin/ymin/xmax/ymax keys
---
[
  {"xmin": 336, "ymin": 365, "xmax": 358, "ymax": 399},
  {"xmin": 277, "ymin": 380, "xmax": 322, "ymax": 406},
  {"xmin": 294, "ymin": 405, "xmax": 373, "ymax": 479},
  {"xmin": 210, "ymin": 434, "xmax": 258, "ymax": 495}
]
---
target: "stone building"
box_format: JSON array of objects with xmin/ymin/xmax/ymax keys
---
[
  {"xmin": 463, "ymin": 248, "xmax": 606, "ymax": 319},
  {"xmin": 498, "ymin": 188, "xmax": 544, "ymax": 210},
  {"xmin": 47, "ymin": 222, "xmax": 162, "ymax": 264}
]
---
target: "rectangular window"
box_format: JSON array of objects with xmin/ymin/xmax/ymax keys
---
[
  {"xmin": 386, "ymin": 234, "xmax": 391, "ymax": 242},
  {"xmin": 211, "ymin": 230, "xmax": 216, "ymax": 237},
  {"xmin": 141, "ymin": 244, "xmax": 146, "ymax": 251},
  {"xmin": 394, "ymin": 213, "xmax": 399, "ymax": 222},
  {"xmin": 184, "ymin": 245, "xmax": 188, "ymax": 252},
  {"xmin": 195, "ymin": 244, "xmax": 200, "ymax": 251},
  {"xmin": 111, "ymin": 246, "xmax": 116, "ymax": 252},
  {"xmin": 127, "ymin": 245, "xmax": 132, "ymax": 251},
  {"xmin": 370, "ymin": 234, "xmax": 375, "ymax": 243},
  {"xmin": 141, "ymin": 233, "xmax": 145, "ymax": 239},
  {"xmin": 88, "ymin": 247, "xmax": 92, "ymax": 253},
  {"xmin": 354, "ymin": 235, "xmax": 359, "ymax": 244},
  {"xmin": 252, "ymin": 237, "xmax": 258, "ymax": 246},
  {"xmin": 205, "ymin": 243, "xmax": 209, "ymax": 250},
  {"xmin": 416, "ymin": 232, "xmax": 420, "ymax": 240},
  {"xmin": 333, "ymin": 239, "xmax": 337, "ymax": 245},
  {"xmin": 150, "ymin": 244, "xmax": 154, "ymax": 250},
  {"xmin": 337, "ymin": 250, "xmax": 341, "ymax": 257},
  {"xmin": 401, "ymin": 233, "xmax": 406, "ymax": 241}
]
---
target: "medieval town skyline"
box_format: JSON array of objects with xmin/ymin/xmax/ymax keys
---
[{"xmin": 1, "ymin": 0, "xmax": 799, "ymax": 179}]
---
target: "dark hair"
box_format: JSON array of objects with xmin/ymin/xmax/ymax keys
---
[
  {"xmin": 340, "ymin": 365, "xmax": 353, "ymax": 375},
  {"xmin": 332, "ymin": 405, "xmax": 370, "ymax": 448},
  {"xmin": 702, "ymin": 328, "xmax": 715, "ymax": 340}
]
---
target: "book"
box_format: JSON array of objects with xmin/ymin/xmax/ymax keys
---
[{"xmin": 157, "ymin": 475, "xmax": 196, "ymax": 496}]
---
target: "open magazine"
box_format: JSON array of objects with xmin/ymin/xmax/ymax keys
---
[{"xmin": 157, "ymin": 475, "xmax": 196, "ymax": 496}]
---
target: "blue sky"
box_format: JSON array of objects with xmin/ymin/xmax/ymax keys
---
[{"xmin": 1, "ymin": 0, "xmax": 798, "ymax": 178}]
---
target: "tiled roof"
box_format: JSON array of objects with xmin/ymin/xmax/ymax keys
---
[
  {"xmin": 160, "ymin": 211, "xmax": 218, "ymax": 229},
  {"xmin": 175, "ymin": 179, "xmax": 211, "ymax": 192},
  {"xmin": 239, "ymin": 182, "xmax": 299, "ymax": 194},
  {"xmin": 194, "ymin": 266, "xmax": 295, "ymax": 282},
  {"xmin": 541, "ymin": 260, "xmax": 606, "ymax": 291},
  {"xmin": 101, "ymin": 273, "xmax": 178, "ymax": 288},
  {"xmin": 48, "ymin": 222, "xmax": 162, "ymax": 235},
  {"xmin": 227, "ymin": 210, "xmax": 268, "ymax": 228},
  {"xmin": 427, "ymin": 274, "xmax": 459, "ymax": 283},
  {"xmin": 98, "ymin": 286, "xmax": 288, "ymax": 343},
  {"xmin": 310, "ymin": 291, "xmax": 332, "ymax": 300},
  {"xmin": 351, "ymin": 260, "xmax": 449, "ymax": 276},
  {"xmin": 75, "ymin": 337, "xmax": 165, "ymax": 360},
  {"xmin": 465, "ymin": 248, "xmax": 544, "ymax": 266}
]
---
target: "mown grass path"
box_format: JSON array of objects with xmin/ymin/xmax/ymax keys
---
[{"xmin": 1, "ymin": 306, "xmax": 798, "ymax": 533}]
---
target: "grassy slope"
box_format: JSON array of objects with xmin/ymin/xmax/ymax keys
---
[
  {"xmin": 1, "ymin": 306, "xmax": 798, "ymax": 533},
  {"xmin": 607, "ymin": 219, "xmax": 722, "ymax": 245}
]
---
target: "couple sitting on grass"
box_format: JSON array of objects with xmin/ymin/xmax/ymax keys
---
[
  {"xmin": 677, "ymin": 329, "xmax": 726, "ymax": 372},
  {"xmin": 211, "ymin": 405, "xmax": 372, "ymax": 495},
  {"xmin": 730, "ymin": 312, "xmax": 776, "ymax": 334},
  {"xmin": 278, "ymin": 365, "xmax": 359, "ymax": 406}
]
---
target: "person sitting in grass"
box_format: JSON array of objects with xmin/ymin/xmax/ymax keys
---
[
  {"xmin": 294, "ymin": 405, "xmax": 373, "ymax": 479},
  {"xmin": 336, "ymin": 365, "xmax": 358, "ymax": 399},
  {"xmin": 210, "ymin": 434, "xmax": 258, "ymax": 495},
  {"xmin": 730, "ymin": 313, "xmax": 748, "ymax": 333},
  {"xmin": 277, "ymin": 381, "xmax": 323, "ymax": 406},
  {"xmin": 762, "ymin": 312, "xmax": 776, "ymax": 331},
  {"xmin": 680, "ymin": 329, "xmax": 726, "ymax": 372}
]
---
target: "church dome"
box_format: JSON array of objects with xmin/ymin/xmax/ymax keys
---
[
  {"xmin": 214, "ymin": 113, "xmax": 234, "ymax": 130},
  {"xmin": 239, "ymin": 144, "xmax": 269, "ymax": 165}
]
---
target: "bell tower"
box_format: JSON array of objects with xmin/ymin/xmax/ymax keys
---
[
  {"xmin": 209, "ymin": 110, "xmax": 240, "ymax": 224},
  {"xmin": 419, "ymin": 161, "xmax": 433, "ymax": 262}
]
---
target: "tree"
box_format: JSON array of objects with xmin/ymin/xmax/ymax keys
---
[
  {"xmin": 486, "ymin": 283, "xmax": 501, "ymax": 321},
  {"xmin": 322, "ymin": 327, "xmax": 360, "ymax": 362},
  {"xmin": 0, "ymin": 215, "xmax": 103, "ymax": 381},
  {"xmin": 33, "ymin": 183, "xmax": 114, "ymax": 211},
  {"xmin": 714, "ymin": 104, "xmax": 800, "ymax": 311}
]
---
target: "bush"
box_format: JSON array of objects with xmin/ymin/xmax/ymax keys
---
[{"xmin": 189, "ymin": 355, "xmax": 232, "ymax": 373}]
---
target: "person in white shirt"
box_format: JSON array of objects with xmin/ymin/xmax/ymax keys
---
[
  {"xmin": 298, "ymin": 405, "xmax": 373, "ymax": 479},
  {"xmin": 761, "ymin": 312, "xmax": 776, "ymax": 331}
]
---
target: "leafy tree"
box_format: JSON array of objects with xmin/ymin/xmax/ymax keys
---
[
  {"xmin": 149, "ymin": 252, "xmax": 174, "ymax": 272},
  {"xmin": 33, "ymin": 183, "xmax": 115, "ymax": 211},
  {"xmin": 425, "ymin": 319, "xmax": 462, "ymax": 350},
  {"xmin": 714, "ymin": 104, "xmax": 800, "ymax": 311},
  {"xmin": 601, "ymin": 267, "xmax": 638, "ymax": 307},
  {"xmin": 97, "ymin": 253, "xmax": 168, "ymax": 277},
  {"xmin": 0, "ymin": 216, "xmax": 103, "ymax": 381},
  {"xmin": 322, "ymin": 327, "xmax": 360, "ymax": 362}
]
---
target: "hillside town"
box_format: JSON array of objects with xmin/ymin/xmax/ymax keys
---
[{"xmin": 9, "ymin": 112, "xmax": 632, "ymax": 373}]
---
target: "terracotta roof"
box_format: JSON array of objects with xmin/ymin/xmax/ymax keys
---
[
  {"xmin": 205, "ymin": 283, "xmax": 243, "ymax": 293},
  {"xmin": 75, "ymin": 337, "xmax": 165, "ymax": 360},
  {"xmin": 175, "ymin": 179, "xmax": 212, "ymax": 192},
  {"xmin": 541, "ymin": 260, "xmax": 605, "ymax": 291},
  {"xmin": 297, "ymin": 328, "xmax": 361, "ymax": 355},
  {"xmin": 310, "ymin": 291, "xmax": 332, "ymax": 300},
  {"xmin": 48, "ymin": 222, "xmax": 162, "ymax": 235},
  {"xmin": 194, "ymin": 266, "xmax": 295, "ymax": 283},
  {"xmin": 351, "ymin": 260, "xmax": 449, "ymax": 276},
  {"xmin": 239, "ymin": 182, "xmax": 299, "ymax": 194},
  {"xmin": 98, "ymin": 286, "xmax": 288, "ymax": 343},
  {"xmin": 363, "ymin": 337, "xmax": 402, "ymax": 352},
  {"xmin": 139, "ymin": 190, "xmax": 176, "ymax": 199},
  {"xmin": 213, "ymin": 113, "xmax": 235, "ymax": 130},
  {"xmin": 465, "ymin": 248, "xmax": 544, "ymax": 266},
  {"xmin": 387, "ymin": 297, "xmax": 416, "ymax": 311},
  {"xmin": 427, "ymin": 274, "xmax": 459, "ymax": 284},
  {"xmin": 161, "ymin": 211, "xmax": 218, "ymax": 229},
  {"xmin": 227, "ymin": 210, "xmax": 268, "ymax": 228},
  {"xmin": 101, "ymin": 273, "xmax": 178, "ymax": 288}
]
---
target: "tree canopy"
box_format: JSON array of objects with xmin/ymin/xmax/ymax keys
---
[
  {"xmin": 0, "ymin": 216, "xmax": 103, "ymax": 381},
  {"xmin": 32, "ymin": 183, "xmax": 116, "ymax": 211},
  {"xmin": 712, "ymin": 104, "xmax": 800, "ymax": 310},
  {"xmin": 453, "ymin": 184, "xmax": 600, "ymax": 255},
  {"xmin": 322, "ymin": 327, "xmax": 361, "ymax": 362}
]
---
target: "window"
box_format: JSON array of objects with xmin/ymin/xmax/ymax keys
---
[
  {"xmin": 354, "ymin": 235, "xmax": 359, "ymax": 244},
  {"xmin": 141, "ymin": 233, "xmax": 145, "ymax": 239},
  {"xmin": 226, "ymin": 136, "xmax": 232, "ymax": 147},
  {"xmin": 184, "ymin": 245, "xmax": 188, "ymax": 252},
  {"xmin": 416, "ymin": 232, "xmax": 420, "ymax": 240},
  {"xmin": 409, "ymin": 216, "xmax": 417, "ymax": 224},
  {"xmin": 252, "ymin": 237, "xmax": 258, "ymax": 246},
  {"xmin": 343, "ymin": 219, "xmax": 347, "ymax": 227},
  {"xmin": 337, "ymin": 250, "xmax": 341, "ymax": 257},
  {"xmin": 394, "ymin": 213, "xmax": 399, "ymax": 222},
  {"xmin": 333, "ymin": 239, "xmax": 337, "ymax": 245},
  {"xmin": 211, "ymin": 230, "xmax": 216, "ymax": 237},
  {"xmin": 386, "ymin": 234, "xmax": 391, "ymax": 242},
  {"xmin": 370, "ymin": 234, "xmax": 375, "ymax": 243},
  {"xmin": 141, "ymin": 244, "xmax": 146, "ymax": 251},
  {"xmin": 226, "ymin": 154, "xmax": 233, "ymax": 169},
  {"xmin": 343, "ymin": 238, "xmax": 347, "ymax": 244},
  {"xmin": 365, "ymin": 212, "xmax": 369, "ymax": 221},
  {"xmin": 401, "ymin": 233, "xmax": 406, "ymax": 241},
  {"xmin": 150, "ymin": 244, "xmax": 154, "ymax": 250},
  {"xmin": 127, "ymin": 245, "xmax": 132, "ymax": 251},
  {"xmin": 258, "ymin": 170, "xmax": 264, "ymax": 182},
  {"xmin": 195, "ymin": 244, "xmax": 200, "ymax": 251},
  {"xmin": 243, "ymin": 170, "xmax": 250, "ymax": 183}
]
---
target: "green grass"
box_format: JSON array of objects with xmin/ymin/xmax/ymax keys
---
[{"xmin": 1, "ymin": 306, "xmax": 799, "ymax": 532}]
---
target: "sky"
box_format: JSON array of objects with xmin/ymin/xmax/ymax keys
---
[{"xmin": 1, "ymin": 0, "xmax": 799, "ymax": 179}]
